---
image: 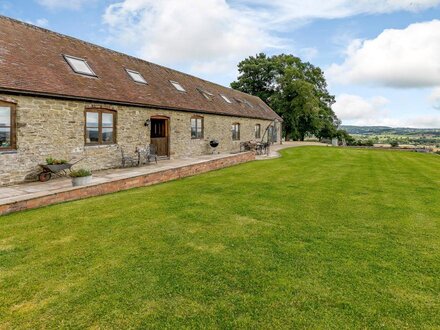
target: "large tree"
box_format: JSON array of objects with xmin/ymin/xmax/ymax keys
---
[{"xmin": 231, "ymin": 53, "xmax": 339, "ymax": 140}]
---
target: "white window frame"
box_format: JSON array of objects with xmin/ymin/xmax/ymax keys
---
[
  {"xmin": 126, "ymin": 69, "xmax": 147, "ymax": 84},
  {"xmin": 232, "ymin": 123, "xmax": 240, "ymax": 141},
  {"xmin": 255, "ymin": 124, "xmax": 261, "ymax": 139},
  {"xmin": 197, "ymin": 88, "xmax": 213, "ymax": 101},
  {"xmin": 190, "ymin": 116, "xmax": 204, "ymax": 139},
  {"xmin": 234, "ymin": 97, "xmax": 244, "ymax": 104},
  {"xmin": 220, "ymin": 94, "xmax": 232, "ymax": 104},
  {"xmin": 63, "ymin": 54, "xmax": 97, "ymax": 77},
  {"xmin": 243, "ymin": 99, "xmax": 254, "ymax": 108},
  {"xmin": 170, "ymin": 80, "xmax": 186, "ymax": 92}
]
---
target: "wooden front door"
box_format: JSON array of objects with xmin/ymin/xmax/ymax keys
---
[{"xmin": 150, "ymin": 117, "xmax": 169, "ymax": 157}]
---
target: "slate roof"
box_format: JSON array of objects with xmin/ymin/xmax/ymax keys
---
[{"xmin": 0, "ymin": 16, "xmax": 281, "ymax": 121}]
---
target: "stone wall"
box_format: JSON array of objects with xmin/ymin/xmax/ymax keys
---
[{"xmin": 0, "ymin": 94, "xmax": 281, "ymax": 186}]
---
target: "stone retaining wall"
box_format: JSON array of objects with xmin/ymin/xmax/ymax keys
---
[{"xmin": 0, "ymin": 151, "xmax": 255, "ymax": 216}]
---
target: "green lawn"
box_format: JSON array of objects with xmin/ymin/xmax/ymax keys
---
[{"xmin": 1, "ymin": 147, "xmax": 439, "ymax": 329}]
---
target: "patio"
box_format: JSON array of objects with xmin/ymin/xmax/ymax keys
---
[
  {"xmin": 0, "ymin": 152, "xmax": 255, "ymax": 215},
  {"xmin": 0, "ymin": 142, "xmax": 326, "ymax": 215}
]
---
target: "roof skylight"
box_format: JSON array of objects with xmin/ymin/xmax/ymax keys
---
[
  {"xmin": 243, "ymin": 99, "xmax": 254, "ymax": 108},
  {"xmin": 63, "ymin": 55, "xmax": 96, "ymax": 77},
  {"xmin": 170, "ymin": 80, "xmax": 186, "ymax": 92},
  {"xmin": 197, "ymin": 88, "xmax": 214, "ymax": 100},
  {"xmin": 126, "ymin": 69, "xmax": 147, "ymax": 84},
  {"xmin": 220, "ymin": 94, "xmax": 232, "ymax": 104}
]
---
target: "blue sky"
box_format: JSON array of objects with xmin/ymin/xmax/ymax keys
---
[{"xmin": 1, "ymin": 0, "xmax": 440, "ymax": 128}]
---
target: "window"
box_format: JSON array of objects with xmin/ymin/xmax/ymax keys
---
[
  {"xmin": 191, "ymin": 116, "xmax": 204, "ymax": 139},
  {"xmin": 0, "ymin": 102, "xmax": 16, "ymax": 150},
  {"xmin": 259, "ymin": 103, "xmax": 269, "ymax": 111},
  {"xmin": 151, "ymin": 118, "xmax": 167, "ymax": 138},
  {"xmin": 234, "ymin": 97, "xmax": 253, "ymax": 108},
  {"xmin": 197, "ymin": 88, "xmax": 213, "ymax": 101},
  {"xmin": 126, "ymin": 69, "xmax": 147, "ymax": 84},
  {"xmin": 64, "ymin": 55, "xmax": 96, "ymax": 76},
  {"xmin": 243, "ymin": 100, "xmax": 254, "ymax": 108},
  {"xmin": 85, "ymin": 109, "xmax": 116, "ymax": 145},
  {"xmin": 272, "ymin": 122, "xmax": 278, "ymax": 142},
  {"xmin": 170, "ymin": 80, "xmax": 186, "ymax": 92},
  {"xmin": 268, "ymin": 124, "xmax": 278, "ymax": 142},
  {"xmin": 220, "ymin": 94, "xmax": 232, "ymax": 104},
  {"xmin": 255, "ymin": 124, "xmax": 261, "ymax": 139},
  {"xmin": 231, "ymin": 123, "xmax": 240, "ymax": 141}
]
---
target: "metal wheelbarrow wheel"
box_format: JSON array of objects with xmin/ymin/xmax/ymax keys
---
[{"xmin": 38, "ymin": 171, "xmax": 52, "ymax": 182}]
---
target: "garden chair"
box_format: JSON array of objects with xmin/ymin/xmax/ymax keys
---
[
  {"xmin": 120, "ymin": 147, "xmax": 137, "ymax": 168},
  {"xmin": 146, "ymin": 144, "xmax": 158, "ymax": 164},
  {"xmin": 255, "ymin": 143, "xmax": 264, "ymax": 155},
  {"xmin": 263, "ymin": 142, "xmax": 271, "ymax": 156}
]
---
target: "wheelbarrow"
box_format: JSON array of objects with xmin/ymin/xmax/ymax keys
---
[{"xmin": 38, "ymin": 158, "xmax": 84, "ymax": 182}]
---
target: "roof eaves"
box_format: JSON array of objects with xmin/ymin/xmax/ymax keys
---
[{"xmin": 0, "ymin": 87, "xmax": 280, "ymax": 121}]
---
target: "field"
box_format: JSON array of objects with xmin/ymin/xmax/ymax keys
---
[
  {"xmin": 341, "ymin": 125, "xmax": 440, "ymax": 148},
  {"xmin": 1, "ymin": 147, "xmax": 439, "ymax": 328}
]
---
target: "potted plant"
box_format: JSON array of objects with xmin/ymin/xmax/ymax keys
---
[{"xmin": 69, "ymin": 169, "xmax": 92, "ymax": 187}]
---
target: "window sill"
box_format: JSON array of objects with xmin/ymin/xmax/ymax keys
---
[
  {"xmin": 0, "ymin": 150, "xmax": 18, "ymax": 155},
  {"xmin": 84, "ymin": 144, "xmax": 118, "ymax": 149}
]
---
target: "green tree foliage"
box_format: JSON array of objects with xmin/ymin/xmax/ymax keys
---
[
  {"xmin": 336, "ymin": 129, "xmax": 356, "ymax": 145},
  {"xmin": 231, "ymin": 53, "xmax": 339, "ymax": 140}
]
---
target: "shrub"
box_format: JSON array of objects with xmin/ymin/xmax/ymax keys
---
[
  {"xmin": 353, "ymin": 139, "xmax": 375, "ymax": 147},
  {"xmin": 69, "ymin": 169, "xmax": 92, "ymax": 178},
  {"xmin": 336, "ymin": 129, "xmax": 356, "ymax": 146},
  {"xmin": 390, "ymin": 140, "xmax": 399, "ymax": 148},
  {"xmin": 46, "ymin": 157, "xmax": 67, "ymax": 165}
]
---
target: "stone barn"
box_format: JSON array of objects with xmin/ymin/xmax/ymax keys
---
[{"xmin": 0, "ymin": 16, "xmax": 282, "ymax": 186}]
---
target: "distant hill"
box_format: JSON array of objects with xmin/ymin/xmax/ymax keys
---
[{"xmin": 341, "ymin": 126, "xmax": 440, "ymax": 136}]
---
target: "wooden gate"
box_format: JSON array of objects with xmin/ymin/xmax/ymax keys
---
[{"xmin": 150, "ymin": 117, "xmax": 169, "ymax": 157}]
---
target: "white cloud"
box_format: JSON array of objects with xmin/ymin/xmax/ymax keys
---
[
  {"xmin": 367, "ymin": 116, "xmax": 440, "ymax": 128},
  {"xmin": 333, "ymin": 94, "xmax": 390, "ymax": 124},
  {"xmin": 298, "ymin": 47, "xmax": 318, "ymax": 61},
  {"xmin": 36, "ymin": 0, "xmax": 94, "ymax": 10},
  {"xmin": 36, "ymin": 18, "xmax": 49, "ymax": 27},
  {"xmin": 429, "ymin": 88, "xmax": 440, "ymax": 110},
  {"xmin": 405, "ymin": 115, "xmax": 440, "ymax": 128},
  {"xmin": 103, "ymin": 0, "xmax": 279, "ymax": 76},
  {"xmin": 328, "ymin": 20, "xmax": 440, "ymax": 88},
  {"xmin": 234, "ymin": 0, "xmax": 440, "ymax": 27},
  {"xmin": 102, "ymin": 0, "xmax": 440, "ymax": 77},
  {"xmin": 25, "ymin": 18, "xmax": 49, "ymax": 28},
  {"xmin": 333, "ymin": 94, "xmax": 440, "ymax": 127}
]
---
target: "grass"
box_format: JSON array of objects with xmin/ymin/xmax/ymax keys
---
[{"xmin": 1, "ymin": 147, "xmax": 439, "ymax": 329}]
